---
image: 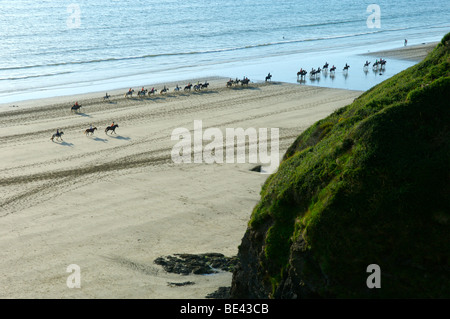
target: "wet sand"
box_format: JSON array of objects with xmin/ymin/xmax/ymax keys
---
[{"xmin": 363, "ymin": 41, "xmax": 438, "ymax": 61}]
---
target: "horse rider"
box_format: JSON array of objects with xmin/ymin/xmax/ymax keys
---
[
  {"xmin": 56, "ymin": 128, "xmax": 60, "ymax": 136},
  {"xmin": 111, "ymin": 121, "xmax": 115, "ymax": 128}
]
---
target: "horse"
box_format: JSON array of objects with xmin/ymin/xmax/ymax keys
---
[
  {"xmin": 364, "ymin": 61, "xmax": 371, "ymax": 68},
  {"xmin": 184, "ymin": 83, "xmax": 192, "ymax": 91},
  {"xmin": 105, "ymin": 124, "xmax": 119, "ymax": 134},
  {"xmin": 71, "ymin": 104, "xmax": 82, "ymax": 112},
  {"xmin": 174, "ymin": 85, "xmax": 181, "ymax": 92},
  {"xmin": 160, "ymin": 86, "xmax": 169, "ymax": 94},
  {"xmin": 226, "ymin": 79, "xmax": 233, "ymax": 87},
  {"xmin": 297, "ymin": 69, "xmax": 307, "ymax": 79},
  {"xmin": 84, "ymin": 127, "xmax": 97, "ymax": 136},
  {"xmin": 148, "ymin": 87, "xmax": 157, "ymax": 95},
  {"xmin": 372, "ymin": 60, "xmax": 380, "ymax": 70},
  {"xmin": 265, "ymin": 73, "xmax": 272, "ymax": 82},
  {"xmin": 137, "ymin": 89, "xmax": 147, "ymax": 97},
  {"xmin": 194, "ymin": 83, "xmax": 202, "ymax": 91},
  {"xmin": 103, "ymin": 93, "xmax": 110, "ymax": 101},
  {"xmin": 241, "ymin": 78, "xmax": 250, "ymax": 86},
  {"xmin": 343, "ymin": 63, "xmax": 350, "ymax": 71},
  {"xmin": 201, "ymin": 81, "xmax": 209, "ymax": 89},
  {"xmin": 124, "ymin": 89, "xmax": 134, "ymax": 98},
  {"xmin": 323, "ymin": 62, "xmax": 329, "ymax": 70},
  {"xmin": 51, "ymin": 131, "xmax": 64, "ymax": 142},
  {"xmin": 310, "ymin": 68, "xmax": 319, "ymax": 80},
  {"xmin": 316, "ymin": 67, "xmax": 322, "ymax": 76}
]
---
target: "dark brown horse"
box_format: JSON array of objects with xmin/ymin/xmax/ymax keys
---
[
  {"xmin": 241, "ymin": 78, "xmax": 250, "ymax": 86},
  {"xmin": 71, "ymin": 104, "xmax": 82, "ymax": 112},
  {"xmin": 297, "ymin": 69, "xmax": 307, "ymax": 78},
  {"xmin": 105, "ymin": 124, "xmax": 119, "ymax": 134},
  {"xmin": 84, "ymin": 127, "xmax": 97, "ymax": 136},
  {"xmin": 51, "ymin": 131, "xmax": 64, "ymax": 142}
]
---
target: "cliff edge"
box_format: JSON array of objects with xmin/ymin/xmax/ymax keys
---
[{"xmin": 231, "ymin": 34, "xmax": 450, "ymax": 298}]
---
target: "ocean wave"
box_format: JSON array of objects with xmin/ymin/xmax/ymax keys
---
[
  {"xmin": 0, "ymin": 25, "xmax": 441, "ymax": 74},
  {"xmin": 0, "ymin": 71, "xmax": 73, "ymax": 81}
]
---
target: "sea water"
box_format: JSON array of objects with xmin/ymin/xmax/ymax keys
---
[{"xmin": 0, "ymin": 0, "xmax": 449, "ymax": 105}]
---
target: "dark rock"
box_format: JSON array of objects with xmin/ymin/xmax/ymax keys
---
[
  {"xmin": 168, "ymin": 281, "xmax": 195, "ymax": 287},
  {"xmin": 206, "ymin": 287, "xmax": 231, "ymax": 299},
  {"xmin": 250, "ymin": 165, "xmax": 262, "ymax": 172},
  {"xmin": 154, "ymin": 253, "xmax": 238, "ymax": 276}
]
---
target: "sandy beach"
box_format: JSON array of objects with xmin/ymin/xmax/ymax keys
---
[{"xmin": 0, "ymin": 43, "xmax": 432, "ymax": 299}]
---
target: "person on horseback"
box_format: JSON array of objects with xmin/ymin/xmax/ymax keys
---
[
  {"xmin": 111, "ymin": 121, "xmax": 115, "ymax": 128},
  {"xmin": 56, "ymin": 128, "xmax": 60, "ymax": 136}
]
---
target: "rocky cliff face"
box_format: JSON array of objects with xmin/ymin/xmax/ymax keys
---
[{"xmin": 230, "ymin": 35, "xmax": 450, "ymax": 299}]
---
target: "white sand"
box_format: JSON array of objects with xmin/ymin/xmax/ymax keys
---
[{"xmin": 0, "ymin": 78, "xmax": 362, "ymax": 298}]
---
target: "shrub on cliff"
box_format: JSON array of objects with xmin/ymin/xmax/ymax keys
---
[{"xmin": 233, "ymin": 34, "xmax": 450, "ymax": 298}]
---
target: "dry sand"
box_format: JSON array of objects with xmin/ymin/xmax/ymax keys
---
[
  {"xmin": 0, "ymin": 79, "xmax": 361, "ymax": 299},
  {"xmin": 0, "ymin": 43, "xmax": 430, "ymax": 299}
]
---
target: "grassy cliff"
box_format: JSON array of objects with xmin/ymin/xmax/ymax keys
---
[{"xmin": 231, "ymin": 34, "xmax": 450, "ymax": 298}]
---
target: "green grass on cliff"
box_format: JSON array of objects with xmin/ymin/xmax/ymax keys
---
[{"xmin": 248, "ymin": 33, "xmax": 450, "ymax": 298}]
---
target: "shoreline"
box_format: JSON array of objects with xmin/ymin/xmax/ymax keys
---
[
  {"xmin": 0, "ymin": 41, "xmax": 438, "ymax": 110},
  {"xmin": 0, "ymin": 76, "xmax": 230, "ymax": 112},
  {"xmin": 361, "ymin": 41, "xmax": 439, "ymax": 61}
]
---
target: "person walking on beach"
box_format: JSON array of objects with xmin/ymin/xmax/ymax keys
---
[{"xmin": 404, "ymin": 39, "xmax": 408, "ymax": 46}]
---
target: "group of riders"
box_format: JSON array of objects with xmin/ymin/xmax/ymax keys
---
[
  {"xmin": 297, "ymin": 58, "xmax": 386, "ymax": 79},
  {"xmin": 53, "ymin": 108, "xmax": 118, "ymax": 140},
  {"xmin": 227, "ymin": 76, "xmax": 251, "ymax": 86}
]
